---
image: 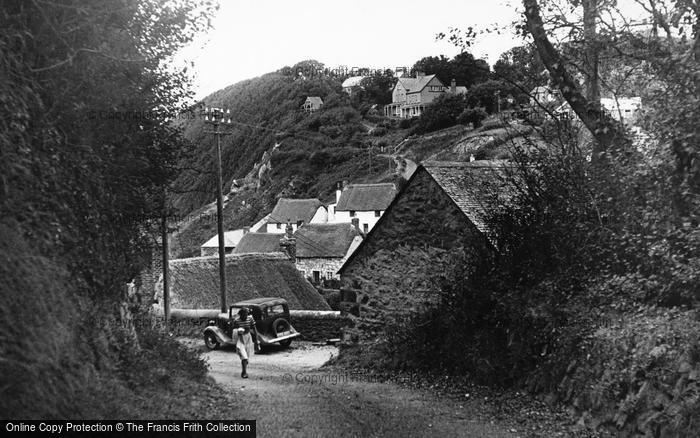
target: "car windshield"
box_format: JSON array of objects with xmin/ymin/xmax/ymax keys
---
[{"xmin": 229, "ymin": 307, "xmax": 242, "ymax": 318}]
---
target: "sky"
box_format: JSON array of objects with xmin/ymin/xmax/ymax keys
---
[{"xmin": 177, "ymin": 0, "xmax": 525, "ymax": 99}]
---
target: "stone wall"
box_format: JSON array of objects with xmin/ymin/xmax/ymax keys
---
[
  {"xmin": 289, "ymin": 310, "xmax": 354, "ymax": 341},
  {"xmin": 296, "ymin": 257, "xmax": 344, "ymax": 280},
  {"xmin": 162, "ymin": 309, "xmax": 352, "ymax": 342},
  {"xmin": 340, "ymin": 168, "xmax": 491, "ymax": 337}
]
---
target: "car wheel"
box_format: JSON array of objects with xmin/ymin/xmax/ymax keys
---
[
  {"xmin": 204, "ymin": 332, "xmax": 220, "ymax": 350},
  {"xmin": 279, "ymin": 338, "xmax": 293, "ymax": 348},
  {"xmin": 272, "ymin": 318, "xmax": 291, "ymax": 336}
]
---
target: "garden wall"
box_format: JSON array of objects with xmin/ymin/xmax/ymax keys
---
[{"xmin": 162, "ymin": 309, "xmax": 353, "ymax": 342}]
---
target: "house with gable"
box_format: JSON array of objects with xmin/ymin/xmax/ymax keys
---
[
  {"xmin": 302, "ymin": 96, "xmax": 323, "ymax": 113},
  {"xmin": 200, "ymin": 228, "xmax": 249, "ymax": 257},
  {"xmin": 338, "ymin": 161, "xmax": 514, "ymax": 333},
  {"xmin": 266, "ymin": 198, "xmax": 327, "ymax": 234},
  {"xmin": 383, "ymin": 73, "xmax": 448, "ymax": 118},
  {"xmin": 328, "ymin": 183, "xmax": 397, "ymax": 234},
  {"xmin": 342, "ymin": 76, "xmax": 366, "ymax": 96},
  {"xmin": 294, "ymin": 223, "xmax": 363, "ymax": 283}
]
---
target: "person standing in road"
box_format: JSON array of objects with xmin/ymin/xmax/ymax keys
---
[{"xmin": 233, "ymin": 307, "xmax": 259, "ymax": 378}]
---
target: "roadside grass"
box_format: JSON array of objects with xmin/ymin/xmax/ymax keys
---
[{"xmin": 75, "ymin": 319, "xmax": 237, "ymax": 420}]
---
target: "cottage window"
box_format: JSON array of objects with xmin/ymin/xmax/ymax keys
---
[
  {"xmin": 276, "ymin": 223, "xmax": 281, "ymax": 229},
  {"xmin": 363, "ymin": 224, "xmax": 368, "ymax": 234},
  {"xmin": 312, "ymin": 271, "xmax": 321, "ymax": 284},
  {"xmin": 374, "ymin": 210, "xmax": 380, "ymax": 217},
  {"xmin": 297, "ymin": 220, "xmax": 303, "ymax": 226},
  {"xmin": 350, "ymin": 210, "xmax": 356, "ymax": 217}
]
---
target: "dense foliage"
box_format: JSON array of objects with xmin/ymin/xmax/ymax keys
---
[{"xmin": 0, "ymin": 0, "xmax": 215, "ymax": 417}]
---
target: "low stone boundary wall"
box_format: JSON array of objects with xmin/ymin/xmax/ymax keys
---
[
  {"xmin": 161, "ymin": 308, "xmax": 354, "ymax": 341},
  {"xmin": 289, "ymin": 310, "xmax": 354, "ymax": 341}
]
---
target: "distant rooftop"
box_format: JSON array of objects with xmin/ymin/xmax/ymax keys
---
[
  {"xmin": 335, "ymin": 183, "xmax": 397, "ymax": 212},
  {"xmin": 201, "ymin": 229, "xmax": 248, "ymax": 248},
  {"xmin": 269, "ymin": 198, "xmax": 324, "ymax": 224}
]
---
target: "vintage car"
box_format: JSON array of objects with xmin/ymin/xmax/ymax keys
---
[{"xmin": 203, "ymin": 297, "xmax": 300, "ymax": 350}]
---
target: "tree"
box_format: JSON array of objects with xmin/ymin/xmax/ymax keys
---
[
  {"xmin": 358, "ymin": 70, "xmax": 396, "ymax": 106},
  {"xmin": 451, "ymin": 51, "xmax": 491, "ymax": 87},
  {"xmin": 493, "ymin": 45, "xmax": 548, "ymax": 97},
  {"xmin": 411, "ymin": 55, "xmax": 454, "ymax": 84},
  {"xmin": 411, "ymin": 53, "xmax": 491, "ymax": 87},
  {"xmin": 413, "ymin": 93, "xmax": 469, "ymax": 133},
  {"xmin": 522, "ymin": 0, "xmax": 627, "ymax": 157}
]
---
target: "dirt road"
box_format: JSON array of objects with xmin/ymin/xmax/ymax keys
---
[{"xmin": 193, "ymin": 340, "xmax": 517, "ymax": 438}]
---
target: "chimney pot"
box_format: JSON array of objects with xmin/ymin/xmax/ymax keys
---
[
  {"xmin": 279, "ymin": 223, "xmax": 296, "ymax": 262},
  {"xmin": 450, "ymin": 79, "xmax": 456, "ymax": 94},
  {"xmin": 351, "ymin": 218, "xmax": 360, "ymax": 234}
]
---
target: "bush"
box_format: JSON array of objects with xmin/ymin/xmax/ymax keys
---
[
  {"xmin": 398, "ymin": 118, "xmax": 415, "ymax": 129},
  {"xmin": 457, "ymin": 107, "xmax": 487, "ymax": 128},
  {"xmin": 371, "ymin": 127, "xmax": 387, "ymax": 137},
  {"xmin": 412, "ymin": 94, "xmax": 468, "ymax": 134}
]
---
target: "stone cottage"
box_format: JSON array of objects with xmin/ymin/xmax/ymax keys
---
[
  {"xmin": 294, "ymin": 223, "xmax": 363, "ymax": 284},
  {"xmin": 338, "ymin": 160, "xmax": 513, "ymax": 332}
]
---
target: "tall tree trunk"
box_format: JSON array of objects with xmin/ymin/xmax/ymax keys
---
[
  {"xmin": 522, "ymin": 0, "xmax": 626, "ymax": 158},
  {"xmin": 582, "ymin": 0, "xmax": 600, "ymax": 104}
]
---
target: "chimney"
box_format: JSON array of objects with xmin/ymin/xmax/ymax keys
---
[
  {"xmin": 336, "ymin": 181, "xmax": 342, "ymax": 203},
  {"xmin": 469, "ymin": 154, "xmax": 476, "ymax": 162},
  {"xmin": 450, "ymin": 79, "xmax": 456, "ymax": 94},
  {"xmin": 279, "ymin": 222, "xmax": 296, "ymax": 262},
  {"xmin": 351, "ymin": 218, "xmax": 360, "ymax": 234},
  {"xmin": 415, "ymin": 70, "xmax": 425, "ymax": 78}
]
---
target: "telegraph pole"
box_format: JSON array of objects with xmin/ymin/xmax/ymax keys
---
[{"xmin": 202, "ymin": 107, "xmax": 232, "ymax": 313}]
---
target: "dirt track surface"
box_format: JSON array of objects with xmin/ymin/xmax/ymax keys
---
[{"xmin": 185, "ymin": 339, "xmax": 517, "ymax": 438}]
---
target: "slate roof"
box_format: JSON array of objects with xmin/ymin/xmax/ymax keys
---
[
  {"xmin": 268, "ymin": 198, "xmax": 324, "ymax": 224},
  {"xmin": 422, "ymin": 161, "xmax": 515, "ymax": 236},
  {"xmin": 337, "ymin": 160, "xmax": 515, "ymax": 275},
  {"xmin": 233, "ymin": 233, "xmax": 284, "ymax": 254},
  {"xmin": 335, "ymin": 183, "xmax": 396, "ymax": 211},
  {"xmin": 166, "ymin": 253, "xmax": 330, "ymax": 310},
  {"xmin": 294, "ymin": 223, "xmax": 361, "ymax": 258},
  {"xmin": 201, "ymin": 229, "xmax": 248, "ymax": 249},
  {"xmin": 396, "ymin": 74, "xmax": 442, "ymax": 94}
]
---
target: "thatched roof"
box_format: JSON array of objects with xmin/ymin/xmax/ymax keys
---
[
  {"xmin": 233, "ymin": 233, "xmax": 283, "ymax": 254},
  {"xmin": 166, "ymin": 253, "xmax": 330, "ymax": 310},
  {"xmin": 295, "ymin": 223, "xmax": 361, "ymax": 258},
  {"xmin": 335, "ymin": 183, "xmax": 396, "ymax": 211},
  {"xmin": 269, "ymin": 198, "xmax": 324, "ymax": 224}
]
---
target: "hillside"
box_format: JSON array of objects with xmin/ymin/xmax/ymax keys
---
[{"xmin": 169, "ymin": 62, "xmax": 537, "ymax": 259}]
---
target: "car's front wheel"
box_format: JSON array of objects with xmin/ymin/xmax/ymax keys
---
[
  {"xmin": 279, "ymin": 338, "xmax": 293, "ymax": 348},
  {"xmin": 204, "ymin": 332, "xmax": 220, "ymax": 350}
]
